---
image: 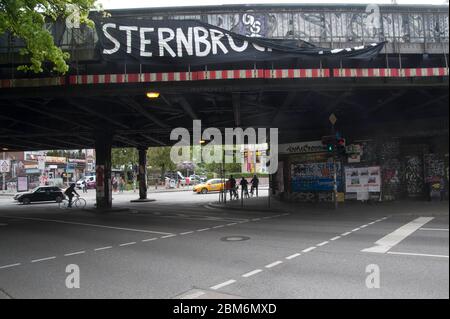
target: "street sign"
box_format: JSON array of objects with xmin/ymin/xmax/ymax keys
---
[
  {"xmin": 329, "ymin": 113, "xmax": 337, "ymax": 125},
  {"xmin": 38, "ymin": 156, "xmax": 46, "ymax": 171},
  {"xmin": 0, "ymin": 160, "xmax": 10, "ymax": 173}
]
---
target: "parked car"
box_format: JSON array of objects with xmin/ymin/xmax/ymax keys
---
[
  {"xmin": 14, "ymin": 186, "xmax": 64, "ymax": 205},
  {"xmin": 164, "ymin": 171, "xmax": 187, "ymax": 186},
  {"xmin": 193, "ymin": 179, "xmax": 228, "ymax": 194},
  {"xmin": 76, "ymin": 176, "xmax": 96, "ymax": 189},
  {"xmin": 189, "ymin": 175, "xmax": 207, "ymax": 184}
]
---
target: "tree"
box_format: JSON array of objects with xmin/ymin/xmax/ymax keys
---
[
  {"xmin": 147, "ymin": 147, "xmax": 176, "ymax": 178},
  {"xmin": 111, "ymin": 148, "xmax": 138, "ymax": 181},
  {"xmin": 0, "ymin": 0, "xmax": 98, "ymax": 73}
]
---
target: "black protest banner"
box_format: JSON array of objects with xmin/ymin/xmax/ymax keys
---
[{"xmin": 96, "ymin": 17, "xmax": 385, "ymax": 66}]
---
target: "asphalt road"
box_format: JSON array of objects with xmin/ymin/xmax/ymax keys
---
[{"xmin": 0, "ymin": 190, "xmax": 448, "ymax": 299}]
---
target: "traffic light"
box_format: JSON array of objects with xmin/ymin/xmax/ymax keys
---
[
  {"xmin": 336, "ymin": 138, "xmax": 346, "ymax": 156},
  {"xmin": 322, "ymin": 135, "xmax": 346, "ymax": 155},
  {"xmin": 321, "ymin": 135, "xmax": 336, "ymax": 153}
]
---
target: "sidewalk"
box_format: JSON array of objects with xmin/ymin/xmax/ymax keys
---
[
  {"xmin": 0, "ymin": 187, "xmax": 194, "ymax": 197},
  {"xmin": 207, "ymin": 196, "xmax": 450, "ymax": 218}
]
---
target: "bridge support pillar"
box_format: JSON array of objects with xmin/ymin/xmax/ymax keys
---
[
  {"xmin": 95, "ymin": 131, "xmax": 112, "ymax": 209},
  {"xmin": 138, "ymin": 147, "xmax": 148, "ymax": 200}
]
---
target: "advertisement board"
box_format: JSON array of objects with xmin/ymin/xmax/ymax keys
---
[
  {"xmin": 345, "ymin": 166, "xmax": 381, "ymax": 193},
  {"xmin": 17, "ymin": 176, "xmax": 29, "ymax": 192},
  {"xmin": 291, "ymin": 162, "xmax": 342, "ymax": 192}
]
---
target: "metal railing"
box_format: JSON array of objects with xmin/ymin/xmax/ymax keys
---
[{"xmin": 0, "ymin": 6, "xmax": 448, "ymax": 59}]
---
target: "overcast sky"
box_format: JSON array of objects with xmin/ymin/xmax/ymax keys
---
[{"xmin": 98, "ymin": 0, "xmax": 448, "ymax": 9}]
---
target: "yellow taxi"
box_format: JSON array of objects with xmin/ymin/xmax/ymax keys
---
[{"xmin": 193, "ymin": 179, "xmax": 228, "ymax": 194}]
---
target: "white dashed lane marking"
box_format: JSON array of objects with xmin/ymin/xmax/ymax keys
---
[
  {"xmin": 330, "ymin": 236, "xmax": 341, "ymax": 241},
  {"xmin": 94, "ymin": 246, "xmax": 113, "ymax": 251},
  {"xmin": 242, "ymin": 269, "xmax": 263, "ymax": 278},
  {"xmin": 341, "ymin": 232, "xmax": 351, "ymax": 236},
  {"xmin": 302, "ymin": 247, "xmax": 316, "ymax": 253},
  {"xmin": 31, "ymin": 256, "xmax": 56, "ymax": 263},
  {"xmin": 64, "ymin": 251, "xmax": 85, "ymax": 257},
  {"xmin": 142, "ymin": 238, "xmax": 158, "ymax": 242},
  {"xmin": 119, "ymin": 242, "xmax": 136, "ymax": 247},
  {"xmin": 265, "ymin": 261, "xmax": 283, "ymax": 268},
  {"xmin": 286, "ymin": 253, "xmax": 301, "ymax": 260},
  {"xmin": 317, "ymin": 241, "xmax": 329, "ymax": 247},
  {"xmin": 196, "ymin": 228, "xmax": 210, "ymax": 232},
  {"xmin": 161, "ymin": 234, "xmax": 177, "ymax": 238},
  {"xmin": 179, "ymin": 231, "xmax": 194, "ymax": 235},
  {"xmin": 0, "ymin": 263, "xmax": 21, "ymax": 270},
  {"xmin": 210, "ymin": 280, "xmax": 236, "ymax": 290},
  {"xmin": 181, "ymin": 291, "xmax": 206, "ymax": 299}
]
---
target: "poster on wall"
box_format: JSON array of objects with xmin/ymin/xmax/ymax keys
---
[
  {"xmin": 345, "ymin": 166, "xmax": 381, "ymax": 193},
  {"xmin": 291, "ymin": 162, "xmax": 342, "ymax": 192},
  {"xmin": 17, "ymin": 176, "xmax": 29, "ymax": 192}
]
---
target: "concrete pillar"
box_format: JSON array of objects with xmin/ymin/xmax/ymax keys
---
[
  {"xmin": 95, "ymin": 131, "xmax": 112, "ymax": 209},
  {"xmin": 138, "ymin": 147, "xmax": 148, "ymax": 200}
]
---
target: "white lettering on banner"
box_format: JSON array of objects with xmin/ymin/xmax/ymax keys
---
[
  {"xmin": 118, "ymin": 25, "xmax": 138, "ymax": 54},
  {"xmin": 158, "ymin": 28, "xmax": 177, "ymax": 57},
  {"xmin": 102, "ymin": 23, "xmax": 120, "ymax": 54},
  {"xmin": 100, "ymin": 23, "xmax": 381, "ymax": 61},
  {"xmin": 210, "ymin": 29, "xmax": 228, "ymax": 55},
  {"xmin": 176, "ymin": 27, "xmax": 193, "ymax": 57},
  {"xmin": 194, "ymin": 26, "xmax": 211, "ymax": 57},
  {"xmin": 227, "ymin": 34, "xmax": 248, "ymax": 52},
  {"xmin": 140, "ymin": 27, "xmax": 154, "ymax": 57}
]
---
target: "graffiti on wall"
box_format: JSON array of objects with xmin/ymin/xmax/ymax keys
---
[
  {"xmin": 207, "ymin": 9, "xmax": 448, "ymax": 43},
  {"xmin": 404, "ymin": 156, "xmax": 424, "ymax": 197},
  {"xmin": 424, "ymin": 153, "xmax": 445, "ymax": 181},
  {"xmin": 381, "ymin": 159, "xmax": 403, "ymax": 201}
]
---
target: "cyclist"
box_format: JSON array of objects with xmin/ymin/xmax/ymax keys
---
[{"xmin": 64, "ymin": 183, "xmax": 79, "ymax": 208}]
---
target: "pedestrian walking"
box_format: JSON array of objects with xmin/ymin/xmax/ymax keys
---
[
  {"xmin": 229, "ymin": 175, "xmax": 238, "ymax": 200},
  {"xmin": 82, "ymin": 180, "xmax": 87, "ymax": 193},
  {"xmin": 240, "ymin": 177, "xmax": 249, "ymax": 199},
  {"xmin": 112, "ymin": 176, "xmax": 118, "ymax": 192},
  {"xmin": 250, "ymin": 175, "xmax": 259, "ymax": 197},
  {"xmin": 119, "ymin": 177, "xmax": 125, "ymax": 193}
]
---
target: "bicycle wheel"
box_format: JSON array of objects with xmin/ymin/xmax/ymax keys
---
[
  {"xmin": 75, "ymin": 198, "xmax": 86, "ymax": 209},
  {"xmin": 59, "ymin": 199, "xmax": 69, "ymax": 209}
]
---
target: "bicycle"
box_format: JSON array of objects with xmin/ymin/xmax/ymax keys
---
[{"xmin": 59, "ymin": 195, "xmax": 86, "ymax": 209}]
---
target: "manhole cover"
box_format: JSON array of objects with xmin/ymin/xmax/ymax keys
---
[{"xmin": 221, "ymin": 236, "xmax": 250, "ymax": 242}]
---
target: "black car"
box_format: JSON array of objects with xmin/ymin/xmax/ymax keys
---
[{"xmin": 15, "ymin": 186, "xmax": 65, "ymax": 205}]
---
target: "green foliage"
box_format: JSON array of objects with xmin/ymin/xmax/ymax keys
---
[
  {"xmin": 0, "ymin": 0, "xmax": 99, "ymax": 73},
  {"xmin": 111, "ymin": 148, "xmax": 137, "ymax": 169},
  {"xmin": 147, "ymin": 147, "xmax": 176, "ymax": 176}
]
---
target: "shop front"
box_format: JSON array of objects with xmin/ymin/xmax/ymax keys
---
[{"xmin": 275, "ymin": 141, "xmax": 344, "ymax": 202}]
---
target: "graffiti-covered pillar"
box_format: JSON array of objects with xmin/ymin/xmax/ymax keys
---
[
  {"xmin": 95, "ymin": 131, "xmax": 113, "ymax": 209},
  {"xmin": 138, "ymin": 147, "xmax": 148, "ymax": 200}
]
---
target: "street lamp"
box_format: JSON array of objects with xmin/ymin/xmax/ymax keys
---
[{"xmin": 146, "ymin": 92, "xmax": 160, "ymax": 99}]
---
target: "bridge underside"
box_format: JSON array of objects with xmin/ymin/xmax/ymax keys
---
[{"xmin": 0, "ymin": 76, "xmax": 448, "ymax": 151}]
